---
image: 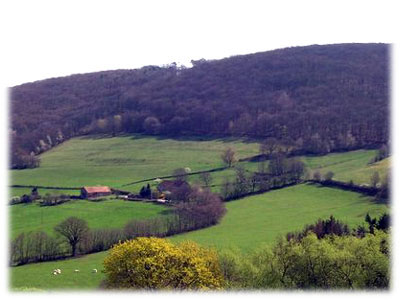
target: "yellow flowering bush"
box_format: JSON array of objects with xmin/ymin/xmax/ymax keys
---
[{"xmin": 103, "ymin": 237, "xmax": 224, "ymax": 290}]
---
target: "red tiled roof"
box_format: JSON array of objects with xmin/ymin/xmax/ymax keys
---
[{"xmin": 82, "ymin": 186, "xmax": 111, "ymax": 193}]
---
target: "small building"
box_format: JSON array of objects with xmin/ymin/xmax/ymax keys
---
[{"xmin": 81, "ymin": 186, "xmax": 112, "ymax": 199}]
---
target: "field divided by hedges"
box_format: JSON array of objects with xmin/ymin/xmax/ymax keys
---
[{"xmin": 10, "ymin": 184, "xmax": 388, "ymax": 290}]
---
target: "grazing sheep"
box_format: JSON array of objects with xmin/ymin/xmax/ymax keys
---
[
  {"xmin": 56, "ymin": 269, "xmax": 61, "ymax": 274},
  {"xmin": 184, "ymin": 167, "xmax": 191, "ymax": 173},
  {"xmin": 92, "ymin": 269, "xmax": 98, "ymax": 273},
  {"xmin": 52, "ymin": 271, "xmax": 58, "ymax": 276},
  {"xmin": 74, "ymin": 269, "xmax": 80, "ymax": 273}
]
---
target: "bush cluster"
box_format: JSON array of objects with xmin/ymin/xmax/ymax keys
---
[
  {"xmin": 219, "ymin": 230, "xmax": 390, "ymax": 289},
  {"xmin": 103, "ymin": 237, "xmax": 224, "ymax": 290}
]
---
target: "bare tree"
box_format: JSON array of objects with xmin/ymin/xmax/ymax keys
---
[
  {"xmin": 199, "ymin": 172, "xmax": 213, "ymax": 187},
  {"xmin": 221, "ymin": 147, "xmax": 237, "ymax": 167},
  {"xmin": 323, "ymin": 171, "xmax": 334, "ymax": 182},
  {"xmin": 54, "ymin": 217, "xmax": 89, "ymax": 256},
  {"xmin": 370, "ymin": 171, "xmax": 380, "ymax": 188},
  {"xmin": 260, "ymin": 137, "xmax": 279, "ymax": 156},
  {"xmin": 172, "ymin": 168, "xmax": 189, "ymax": 181}
]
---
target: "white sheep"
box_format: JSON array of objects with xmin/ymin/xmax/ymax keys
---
[
  {"xmin": 74, "ymin": 269, "xmax": 80, "ymax": 273},
  {"xmin": 56, "ymin": 269, "xmax": 61, "ymax": 274},
  {"xmin": 52, "ymin": 271, "xmax": 58, "ymax": 276},
  {"xmin": 92, "ymin": 269, "xmax": 98, "ymax": 273}
]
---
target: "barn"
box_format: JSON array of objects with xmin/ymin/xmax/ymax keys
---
[{"xmin": 81, "ymin": 186, "xmax": 112, "ymax": 199}]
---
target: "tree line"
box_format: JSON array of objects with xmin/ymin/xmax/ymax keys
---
[
  {"xmin": 103, "ymin": 213, "xmax": 390, "ymax": 290},
  {"xmin": 10, "ymin": 43, "xmax": 389, "ymax": 168},
  {"xmin": 10, "ymin": 185, "xmax": 226, "ymax": 266}
]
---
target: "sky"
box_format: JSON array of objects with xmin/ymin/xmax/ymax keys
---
[
  {"xmin": 0, "ymin": 0, "xmax": 397, "ymax": 87},
  {"xmin": 1, "ymin": 0, "xmax": 400, "ymax": 298}
]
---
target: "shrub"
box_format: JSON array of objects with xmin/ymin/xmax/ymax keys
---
[
  {"xmin": 9, "ymin": 196, "xmax": 21, "ymax": 205},
  {"xmin": 103, "ymin": 237, "xmax": 224, "ymax": 290},
  {"xmin": 323, "ymin": 171, "xmax": 334, "ymax": 181},
  {"xmin": 219, "ymin": 231, "xmax": 390, "ymax": 289}
]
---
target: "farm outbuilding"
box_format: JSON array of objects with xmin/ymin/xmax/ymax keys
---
[{"xmin": 81, "ymin": 186, "xmax": 112, "ymax": 199}]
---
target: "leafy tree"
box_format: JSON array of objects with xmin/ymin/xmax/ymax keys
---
[
  {"xmin": 103, "ymin": 237, "xmax": 224, "ymax": 289},
  {"xmin": 54, "ymin": 217, "xmax": 89, "ymax": 256},
  {"xmin": 221, "ymin": 147, "xmax": 237, "ymax": 167}
]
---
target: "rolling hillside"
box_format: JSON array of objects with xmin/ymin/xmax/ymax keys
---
[
  {"xmin": 10, "ymin": 200, "xmax": 169, "ymax": 239},
  {"xmin": 10, "ymin": 184, "xmax": 387, "ymax": 290},
  {"xmin": 10, "ymin": 43, "xmax": 389, "ymax": 168}
]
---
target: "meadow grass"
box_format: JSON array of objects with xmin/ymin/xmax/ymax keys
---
[
  {"xmin": 10, "ymin": 251, "xmax": 108, "ymax": 290},
  {"xmin": 300, "ymin": 150, "xmax": 389, "ymax": 184},
  {"xmin": 10, "ymin": 184, "xmax": 387, "ymax": 290},
  {"xmin": 10, "ymin": 199, "xmax": 169, "ymax": 239},
  {"xmin": 10, "ymin": 135, "xmax": 260, "ymax": 194},
  {"xmin": 8, "ymin": 136, "xmax": 390, "ymax": 290},
  {"xmin": 9, "ymin": 135, "xmax": 389, "ymax": 198},
  {"xmin": 170, "ymin": 183, "xmax": 387, "ymax": 252}
]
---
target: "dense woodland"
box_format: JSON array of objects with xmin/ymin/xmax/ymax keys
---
[{"xmin": 10, "ymin": 43, "xmax": 389, "ymax": 168}]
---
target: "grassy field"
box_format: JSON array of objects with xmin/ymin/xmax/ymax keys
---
[
  {"xmin": 10, "ymin": 135, "xmax": 389, "ymax": 199},
  {"xmin": 8, "ymin": 136, "xmax": 390, "ymax": 290},
  {"xmin": 10, "ymin": 251, "xmax": 109, "ymax": 290},
  {"xmin": 10, "ymin": 188, "xmax": 81, "ymax": 197},
  {"xmin": 170, "ymin": 183, "xmax": 387, "ymax": 251},
  {"xmin": 301, "ymin": 150, "xmax": 389, "ymax": 185},
  {"xmin": 10, "ymin": 135, "xmax": 260, "ymax": 194},
  {"xmin": 10, "ymin": 199, "xmax": 170, "ymax": 239},
  {"xmin": 10, "ymin": 184, "xmax": 387, "ymax": 290}
]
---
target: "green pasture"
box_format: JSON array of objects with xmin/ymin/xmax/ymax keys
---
[
  {"xmin": 301, "ymin": 150, "xmax": 390, "ymax": 184},
  {"xmin": 170, "ymin": 183, "xmax": 387, "ymax": 251},
  {"xmin": 9, "ymin": 135, "xmax": 389, "ymax": 199},
  {"xmin": 9, "ymin": 188, "xmax": 81, "ymax": 197},
  {"xmin": 10, "ymin": 135, "xmax": 260, "ymax": 194},
  {"xmin": 10, "ymin": 184, "xmax": 387, "ymax": 290},
  {"xmin": 10, "ymin": 251, "xmax": 108, "ymax": 290},
  {"xmin": 10, "ymin": 199, "xmax": 170, "ymax": 239}
]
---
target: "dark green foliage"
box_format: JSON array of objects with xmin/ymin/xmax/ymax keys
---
[
  {"xmin": 286, "ymin": 215, "xmax": 350, "ymax": 241},
  {"xmin": 365, "ymin": 213, "xmax": 390, "ymax": 234},
  {"xmin": 139, "ymin": 184, "xmax": 152, "ymax": 198}
]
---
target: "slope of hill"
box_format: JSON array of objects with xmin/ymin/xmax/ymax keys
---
[
  {"xmin": 10, "ymin": 43, "xmax": 389, "ymax": 168},
  {"xmin": 170, "ymin": 184, "xmax": 387, "ymax": 251},
  {"xmin": 10, "ymin": 135, "xmax": 260, "ymax": 194},
  {"xmin": 10, "ymin": 200, "xmax": 169, "ymax": 239},
  {"xmin": 10, "ymin": 184, "xmax": 387, "ymax": 290}
]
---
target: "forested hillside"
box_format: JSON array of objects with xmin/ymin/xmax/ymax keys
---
[{"xmin": 10, "ymin": 43, "xmax": 389, "ymax": 168}]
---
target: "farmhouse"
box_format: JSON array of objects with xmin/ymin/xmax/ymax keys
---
[{"xmin": 81, "ymin": 186, "xmax": 112, "ymax": 199}]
